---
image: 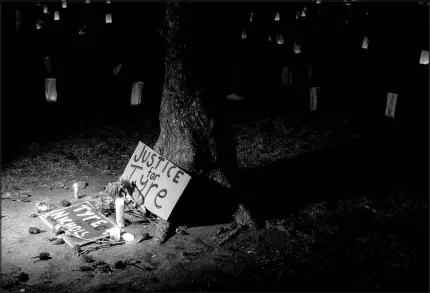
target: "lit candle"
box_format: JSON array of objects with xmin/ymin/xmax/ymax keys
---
[
  {"xmin": 105, "ymin": 13, "xmax": 112, "ymax": 24},
  {"xmin": 54, "ymin": 11, "xmax": 60, "ymax": 21},
  {"xmin": 115, "ymin": 197, "xmax": 125, "ymax": 228},
  {"xmin": 62, "ymin": 1, "xmax": 67, "ymax": 8},
  {"xmin": 73, "ymin": 183, "xmax": 78, "ymax": 200}
]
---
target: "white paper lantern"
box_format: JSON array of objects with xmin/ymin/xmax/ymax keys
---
[
  {"xmin": 282, "ymin": 67, "xmax": 292, "ymax": 86},
  {"xmin": 419, "ymin": 50, "xmax": 429, "ymax": 65},
  {"xmin": 131, "ymin": 81, "xmax": 144, "ymax": 106},
  {"xmin": 241, "ymin": 28, "xmax": 247, "ymax": 40},
  {"xmin": 105, "ymin": 13, "xmax": 112, "ymax": 24},
  {"xmin": 294, "ymin": 42, "xmax": 301, "ymax": 54},
  {"xmin": 275, "ymin": 12, "xmax": 280, "ymax": 21},
  {"xmin": 276, "ymin": 34, "xmax": 284, "ymax": 45},
  {"xmin": 43, "ymin": 5, "xmax": 48, "ymax": 14},
  {"xmin": 62, "ymin": 1, "xmax": 67, "ymax": 8},
  {"xmin": 45, "ymin": 78, "xmax": 57, "ymax": 102},
  {"xmin": 54, "ymin": 11, "xmax": 60, "ymax": 21},
  {"xmin": 362, "ymin": 36, "xmax": 369, "ymax": 49},
  {"xmin": 310, "ymin": 87, "xmax": 321, "ymax": 111},
  {"xmin": 385, "ymin": 92, "xmax": 398, "ymax": 118}
]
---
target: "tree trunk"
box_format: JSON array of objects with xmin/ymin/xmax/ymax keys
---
[{"xmin": 152, "ymin": 1, "xmax": 256, "ymax": 244}]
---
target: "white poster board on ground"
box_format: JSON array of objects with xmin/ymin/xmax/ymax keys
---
[
  {"xmin": 39, "ymin": 201, "xmax": 117, "ymax": 247},
  {"xmin": 385, "ymin": 92, "xmax": 398, "ymax": 118},
  {"xmin": 131, "ymin": 81, "xmax": 144, "ymax": 106},
  {"xmin": 310, "ymin": 87, "xmax": 321, "ymax": 111},
  {"xmin": 121, "ymin": 142, "xmax": 191, "ymax": 220}
]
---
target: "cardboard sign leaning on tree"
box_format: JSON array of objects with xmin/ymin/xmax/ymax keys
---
[{"xmin": 121, "ymin": 142, "xmax": 192, "ymax": 221}]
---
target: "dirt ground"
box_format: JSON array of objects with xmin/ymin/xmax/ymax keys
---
[{"xmin": 1, "ymin": 115, "xmax": 428, "ymax": 292}]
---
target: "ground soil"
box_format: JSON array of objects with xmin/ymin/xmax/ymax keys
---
[{"xmin": 1, "ymin": 113, "xmax": 428, "ymax": 292}]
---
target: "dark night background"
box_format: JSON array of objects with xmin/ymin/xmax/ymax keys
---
[
  {"xmin": 2, "ymin": 2, "xmax": 429, "ymax": 191},
  {"xmin": 0, "ymin": 2, "xmax": 429, "ymax": 292}
]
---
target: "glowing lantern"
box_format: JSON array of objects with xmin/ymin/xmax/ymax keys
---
[
  {"xmin": 310, "ymin": 87, "xmax": 321, "ymax": 111},
  {"xmin": 131, "ymin": 82, "xmax": 144, "ymax": 106},
  {"xmin": 107, "ymin": 0, "xmax": 111, "ymax": 3},
  {"xmin": 268, "ymin": 36, "xmax": 272, "ymax": 42},
  {"xmin": 62, "ymin": 1, "xmax": 67, "ymax": 8},
  {"xmin": 301, "ymin": 10, "xmax": 306, "ymax": 17},
  {"xmin": 294, "ymin": 42, "xmax": 301, "ymax": 54},
  {"xmin": 36, "ymin": 20, "xmax": 44, "ymax": 30},
  {"xmin": 316, "ymin": 0, "xmax": 321, "ymax": 3},
  {"xmin": 385, "ymin": 92, "xmax": 398, "ymax": 118},
  {"xmin": 54, "ymin": 11, "xmax": 60, "ymax": 21},
  {"xmin": 275, "ymin": 12, "xmax": 280, "ymax": 21},
  {"xmin": 105, "ymin": 13, "xmax": 112, "ymax": 24},
  {"xmin": 250, "ymin": 12, "xmax": 253, "ymax": 22},
  {"xmin": 45, "ymin": 78, "xmax": 57, "ymax": 102},
  {"xmin": 282, "ymin": 67, "xmax": 292, "ymax": 86},
  {"xmin": 43, "ymin": 5, "xmax": 48, "ymax": 14},
  {"xmin": 276, "ymin": 34, "xmax": 284, "ymax": 45},
  {"xmin": 85, "ymin": 0, "xmax": 90, "ymax": 3},
  {"xmin": 241, "ymin": 28, "xmax": 247, "ymax": 40},
  {"xmin": 419, "ymin": 50, "xmax": 429, "ymax": 65},
  {"xmin": 362, "ymin": 36, "xmax": 369, "ymax": 49}
]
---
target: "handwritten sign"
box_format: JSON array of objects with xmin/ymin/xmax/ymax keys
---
[
  {"xmin": 385, "ymin": 92, "xmax": 398, "ymax": 118},
  {"xmin": 121, "ymin": 142, "xmax": 191, "ymax": 220},
  {"xmin": 39, "ymin": 201, "xmax": 117, "ymax": 247}
]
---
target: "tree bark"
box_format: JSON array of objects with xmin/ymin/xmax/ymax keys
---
[{"xmin": 152, "ymin": 1, "xmax": 255, "ymax": 244}]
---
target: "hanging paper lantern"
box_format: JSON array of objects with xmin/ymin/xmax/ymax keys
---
[
  {"xmin": 131, "ymin": 82, "xmax": 144, "ymax": 106},
  {"xmin": 45, "ymin": 78, "xmax": 57, "ymax": 102},
  {"xmin": 294, "ymin": 42, "xmax": 301, "ymax": 54},
  {"xmin": 310, "ymin": 87, "xmax": 321, "ymax": 111},
  {"xmin": 43, "ymin": 5, "xmax": 48, "ymax": 14},
  {"xmin": 250, "ymin": 12, "xmax": 253, "ymax": 22},
  {"xmin": 62, "ymin": 1, "xmax": 67, "ymax": 8},
  {"xmin": 385, "ymin": 92, "xmax": 398, "ymax": 118},
  {"xmin": 54, "ymin": 11, "xmax": 60, "ymax": 21},
  {"xmin": 282, "ymin": 67, "xmax": 292, "ymax": 86},
  {"xmin": 241, "ymin": 28, "xmax": 247, "ymax": 40},
  {"xmin": 36, "ymin": 20, "xmax": 44, "ymax": 30},
  {"xmin": 419, "ymin": 50, "xmax": 429, "ymax": 65},
  {"xmin": 362, "ymin": 36, "xmax": 369, "ymax": 49},
  {"xmin": 275, "ymin": 12, "xmax": 280, "ymax": 21},
  {"xmin": 105, "ymin": 13, "xmax": 112, "ymax": 24},
  {"xmin": 44, "ymin": 56, "xmax": 52, "ymax": 76},
  {"xmin": 276, "ymin": 34, "xmax": 284, "ymax": 45}
]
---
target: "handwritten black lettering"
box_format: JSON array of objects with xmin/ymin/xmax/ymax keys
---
[
  {"xmin": 167, "ymin": 165, "xmax": 177, "ymax": 178},
  {"xmin": 141, "ymin": 149, "xmax": 151, "ymax": 164},
  {"xmin": 173, "ymin": 170, "xmax": 184, "ymax": 184},
  {"xmin": 129, "ymin": 164, "xmax": 143, "ymax": 179},
  {"xmin": 147, "ymin": 153, "xmax": 157, "ymax": 168},
  {"xmin": 137, "ymin": 175, "xmax": 150, "ymax": 194},
  {"xmin": 134, "ymin": 145, "xmax": 147, "ymax": 162},
  {"xmin": 154, "ymin": 189, "xmax": 167, "ymax": 209},
  {"xmin": 162, "ymin": 161, "xmax": 170, "ymax": 173},
  {"xmin": 145, "ymin": 182, "xmax": 159, "ymax": 198},
  {"xmin": 154, "ymin": 156, "xmax": 165, "ymax": 171}
]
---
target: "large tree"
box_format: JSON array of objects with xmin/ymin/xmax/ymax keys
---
[{"xmin": 151, "ymin": 0, "xmax": 256, "ymax": 244}]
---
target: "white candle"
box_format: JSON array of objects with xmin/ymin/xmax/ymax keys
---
[
  {"xmin": 73, "ymin": 183, "xmax": 78, "ymax": 199},
  {"xmin": 115, "ymin": 197, "xmax": 125, "ymax": 228},
  {"xmin": 110, "ymin": 226, "xmax": 121, "ymax": 241}
]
